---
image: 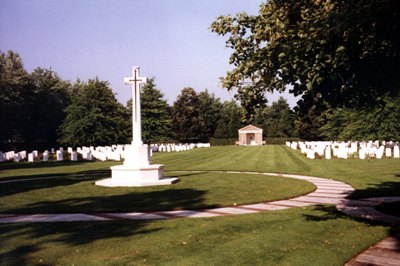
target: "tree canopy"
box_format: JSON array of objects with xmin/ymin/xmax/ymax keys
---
[
  {"xmin": 213, "ymin": 100, "xmax": 242, "ymax": 139},
  {"xmin": 255, "ymin": 97, "xmax": 297, "ymax": 138},
  {"xmin": 127, "ymin": 78, "xmax": 172, "ymax": 144},
  {"xmin": 59, "ymin": 78, "xmax": 129, "ymax": 147},
  {"xmin": 197, "ymin": 90, "xmax": 222, "ymax": 142},
  {"xmin": 0, "ymin": 51, "xmax": 71, "ymax": 147},
  {"xmin": 211, "ymin": 0, "xmax": 400, "ymax": 110}
]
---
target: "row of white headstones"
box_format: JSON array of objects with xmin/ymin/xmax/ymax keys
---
[
  {"xmin": 286, "ymin": 141, "xmax": 400, "ymax": 159},
  {"xmin": 0, "ymin": 143, "xmax": 211, "ymax": 163}
]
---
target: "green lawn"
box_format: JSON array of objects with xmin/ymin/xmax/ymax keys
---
[
  {"xmin": 1, "ymin": 145, "xmax": 399, "ymax": 265},
  {"xmin": 0, "ymin": 170, "xmax": 314, "ymax": 214}
]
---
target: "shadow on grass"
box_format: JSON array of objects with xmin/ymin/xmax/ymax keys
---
[
  {"xmin": 3, "ymin": 186, "xmax": 216, "ymax": 214},
  {"xmin": 1, "ymin": 166, "xmax": 217, "ymax": 213},
  {"xmin": 349, "ymin": 179, "xmax": 400, "ymax": 199},
  {"xmin": 0, "ymin": 220, "xmax": 157, "ymax": 265},
  {"xmin": 304, "ymin": 205, "xmax": 400, "ymax": 256},
  {"xmin": 0, "ymin": 160, "xmax": 88, "ymax": 171},
  {"xmin": 0, "ymin": 171, "xmax": 214, "ymax": 264},
  {"xmin": 0, "ymin": 170, "xmax": 111, "ymax": 197}
]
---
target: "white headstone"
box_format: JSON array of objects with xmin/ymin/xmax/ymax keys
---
[
  {"xmin": 43, "ymin": 151, "xmax": 49, "ymax": 162},
  {"xmin": 71, "ymin": 152, "xmax": 78, "ymax": 161},
  {"xmin": 56, "ymin": 150, "xmax": 63, "ymax": 161},
  {"xmin": 325, "ymin": 147, "xmax": 331, "ymax": 159},
  {"xmin": 306, "ymin": 149, "xmax": 315, "ymax": 159},
  {"xmin": 19, "ymin": 151, "xmax": 26, "ymax": 160},
  {"xmin": 394, "ymin": 146, "xmax": 400, "ymax": 158},
  {"xmin": 376, "ymin": 146, "xmax": 384, "ymax": 159},
  {"xmin": 28, "ymin": 153, "xmax": 34, "ymax": 163},
  {"xmin": 14, "ymin": 153, "xmax": 20, "ymax": 162},
  {"xmin": 385, "ymin": 148, "xmax": 392, "ymax": 158}
]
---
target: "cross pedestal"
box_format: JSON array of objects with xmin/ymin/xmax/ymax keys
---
[{"xmin": 95, "ymin": 66, "xmax": 178, "ymax": 187}]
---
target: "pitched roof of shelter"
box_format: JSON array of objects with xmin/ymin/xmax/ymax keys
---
[{"xmin": 238, "ymin": 125, "xmax": 263, "ymax": 132}]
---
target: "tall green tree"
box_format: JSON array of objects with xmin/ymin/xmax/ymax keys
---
[
  {"xmin": 59, "ymin": 78, "xmax": 129, "ymax": 147},
  {"xmin": 28, "ymin": 68, "xmax": 71, "ymax": 144},
  {"xmin": 260, "ymin": 97, "xmax": 297, "ymax": 138},
  {"xmin": 213, "ymin": 100, "xmax": 242, "ymax": 139},
  {"xmin": 211, "ymin": 0, "xmax": 400, "ymax": 110},
  {"xmin": 320, "ymin": 94, "xmax": 400, "ymax": 140},
  {"xmin": 0, "ymin": 51, "xmax": 71, "ymax": 147},
  {"xmin": 295, "ymin": 106, "xmax": 324, "ymax": 140},
  {"xmin": 172, "ymin": 87, "xmax": 200, "ymax": 142},
  {"xmin": 0, "ymin": 50, "xmax": 30, "ymax": 144},
  {"xmin": 197, "ymin": 90, "xmax": 222, "ymax": 142},
  {"xmin": 127, "ymin": 78, "xmax": 172, "ymax": 143}
]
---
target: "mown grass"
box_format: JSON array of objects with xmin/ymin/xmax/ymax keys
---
[
  {"xmin": 0, "ymin": 207, "xmax": 388, "ymax": 265},
  {"xmin": 154, "ymin": 146, "xmax": 400, "ymax": 198},
  {"xmin": 0, "ymin": 170, "xmax": 314, "ymax": 214},
  {"xmin": 1, "ymin": 145, "xmax": 399, "ymax": 265}
]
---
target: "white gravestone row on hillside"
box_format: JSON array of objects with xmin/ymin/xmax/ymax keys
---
[
  {"xmin": 0, "ymin": 142, "xmax": 211, "ymax": 163},
  {"xmin": 287, "ymin": 141, "xmax": 400, "ymax": 160}
]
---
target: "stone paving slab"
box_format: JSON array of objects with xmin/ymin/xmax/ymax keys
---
[
  {"xmin": 102, "ymin": 212, "xmax": 167, "ymax": 220},
  {"xmin": 185, "ymin": 211, "xmax": 224, "ymax": 218},
  {"xmin": 311, "ymin": 181, "xmax": 353, "ymax": 186},
  {"xmin": 0, "ymin": 214, "xmax": 108, "ymax": 223},
  {"xmin": 269, "ymin": 200, "xmax": 314, "ymax": 207},
  {"xmin": 239, "ymin": 203, "xmax": 289, "ymax": 211},
  {"xmin": 346, "ymin": 248, "xmax": 400, "ymax": 266},
  {"xmin": 308, "ymin": 192, "xmax": 350, "ymax": 198},
  {"xmin": 154, "ymin": 210, "xmax": 220, "ymax": 218},
  {"xmin": 376, "ymin": 236, "xmax": 400, "ymax": 251},
  {"xmin": 291, "ymin": 196, "xmax": 344, "ymax": 204},
  {"xmin": 210, "ymin": 207, "xmax": 259, "ymax": 215},
  {"xmin": 314, "ymin": 188, "xmax": 353, "ymax": 193}
]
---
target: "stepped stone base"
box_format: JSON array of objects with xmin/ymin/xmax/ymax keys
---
[{"xmin": 95, "ymin": 164, "xmax": 178, "ymax": 187}]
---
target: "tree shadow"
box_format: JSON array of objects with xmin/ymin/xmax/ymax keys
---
[
  {"xmin": 0, "ymin": 185, "xmax": 214, "ymax": 264},
  {"xmin": 2, "ymin": 186, "xmax": 218, "ymax": 214},
  {"xmin": 0, "ymin": 219, "xmax": 158, "ymax": 265},
  {"xmin": 0, "ymin": 243, "xmax": 45, "ymax": 266},
  {"xmin": 304, "ymin": 205, "xmax": 400, "ymax": 255},
  {"xmin": 0, "ymin": 170, "xmax": 111, "ymax": 197},
  {"xmin": 0, "ymin": 161, "xmax": 88, "ymax": 171},
  {"xmin": 349, "ymin": 179, "xmax": 400, "ymax": 199}
]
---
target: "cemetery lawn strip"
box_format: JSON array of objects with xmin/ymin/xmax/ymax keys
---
[
  {"xmin": 1, "ymin": 145, "xmax": 398, "ymax": 264},
  {"xmin": 0, "ymin": 171, "xmax": 314, "ymax": 214},
  {"xmin": 154, "ymin": 146, "xmax": 400, "ymax": 199},
  {"xmin": 0, "ymin": 161, "xmax": 118, "ymax": 182},
  {"xmin": 0, "ymin": 206, "xmax": 389, "ymax": 265}
]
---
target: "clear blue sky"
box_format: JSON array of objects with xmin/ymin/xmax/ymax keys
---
[{"xmin": 0, "ymin": 0, "xmax": 298, "ymax": 107}]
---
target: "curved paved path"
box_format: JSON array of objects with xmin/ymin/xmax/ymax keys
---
[
  {"xmin": 1, "ymin": 171, "xmax": 399, "ymax": 265},
  {"xmin": 0, "ymin": 171, "xmax": 356, "ymax": 223}
]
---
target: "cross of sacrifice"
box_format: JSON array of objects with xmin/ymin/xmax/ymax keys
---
[{"xmin": 124, "ymin": 66, "xmax": 147, "ymax": 147}]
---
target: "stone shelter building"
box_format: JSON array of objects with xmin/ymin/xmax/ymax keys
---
[{"xmin": 236, "ymin": 125, "xmax": 265, "ymax": 146}]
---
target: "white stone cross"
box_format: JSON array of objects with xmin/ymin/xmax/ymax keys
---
[{"xmin": 124, "ymin": 66, "xmax": 147, "ymax": 147}]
